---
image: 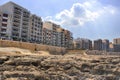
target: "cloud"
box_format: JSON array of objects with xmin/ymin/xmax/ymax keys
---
[{"xmin": 44, "ymin": 0, "xmax": 117, "ymax": 27}]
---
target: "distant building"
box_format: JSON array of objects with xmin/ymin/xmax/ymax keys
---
[
  {"xmin": 109, "ymin": 42, "xmax": 114, "ymax": 52},
  {"xmin": 113, "ymin": 38, "xmax": 120, "ymax": 52},
  {"xmin": 0, "ymin": 1, "xmax": 30, "ymax": 41},
  {"xmin": 94, "ymin": 39, "xmax": 102, "ymax": 51},
  {"xmin": 113, "ymin": 44, "xmax": 120, "ymax": 52},
  {"xmin": 74, "ymin": 38, "xmax": 92, "ymax": 50},
  {"xmin": 113, "ymin": 38, "xmax": 120, "ymax": 45},
  {"xmin": 102, "ymin": 39, "xmax": 109, "ymax": 51}
]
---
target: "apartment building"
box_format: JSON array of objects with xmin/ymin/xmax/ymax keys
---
[
  {"xmin": 0, "ymin": 2, "xmax": 73, "ymax": 48},
  {"xmin": 43, "ymin": 21, "xmax": 53, "ymax": 45},
  {"xmin": 43, "ymin": 21, "xmax": 73, "ymax": 48},
  {"xmin": 43, "ymin": 28, "xmax": 52, "ymax": 45},
  {"xmin": 56, "ymin": 27, "xmax": 62, "ymax": 47},
  {"xmin": 61, "ymin": 29, "xmax": 65, "ymax": 47},
  {"xmin": 74, "ymin": 38, "xmax": 92, "ymax": 50},
  {"xmin": 43, "ymin": 21, "xmax": 60, "ymax": 46},
  {"xmin": 29, "ymin": 14, "xmax": 43, "ymax": 43},
  {"xmin": 113, "ymin": 38, "xmax": 120, "ymax": 45},
  {"xmin": 109, "ymin": 42, "xmax": 114, "ymax": 52},
  {"xmin": 102, "ymin": 39, "xmax": 109, "ymax": 51},
  {"xmin": 64, "ymin": 30, "xmax": 73, "ymax": 49},
  {"xmin": 0, "ymin": 11, "xmax": 11, "ymax": 40},
  {"xmin": 0, "ymin": 1, "xmax": 30, "ymax": 41},
  {"xmin": 113, "ymin": 38, "xmax": 120, "ymax": 52},
  {"xmin": 94, "ymin": 39, "xmax": 102, "ymax": 51}
]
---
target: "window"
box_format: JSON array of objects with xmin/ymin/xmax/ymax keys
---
[
  {"xmin": 1, "ymin": 28, "xmax": 6, "ymax": 32},
  {"xmin": 2, "ymin": 23, "xmax": 7, "ymax": 27},
  {"xmin": 3, "ymin": 13, "xmax": 8, "ymax": 17},
  {"xmin": 2, "ymin": 19, "xmax": 7, "ymax": 22}
]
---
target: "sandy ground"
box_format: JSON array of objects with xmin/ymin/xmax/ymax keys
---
[{"xmin": 0, "ymin": 47, "xmax": 50, "ymax": 56}]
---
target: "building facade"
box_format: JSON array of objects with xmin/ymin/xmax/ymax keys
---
[
  {"xmin": 113, "ymin": 38, "xmax": 120, "ymax": 45},
  {"xmin": 0, "ymin": 1, "xmax": 30, "ymax": 41},
  {"xmin": 109, "ymin": 42, "xmax": 114, "ymax": 52},
  {"xmin": 0, "ymin": 11, "xmax": 11, "ymax": 40},
  {"xmin": 43, "ymin": 21, "xmax": 73, "ymax": 48},
  {"xmin": 29, "ymin": 14, "xmax": 43, "ymax": 43},
  {"xmin": 113, "ymin": 38, "xmax": 120, "ymax": 52},
  {"xmin": 94, "ymin": 39, "xmax": 102, "ymax": 51},
  {"xmin": 102, "ymin": 39, "xmax": 109, "ymax": 51},
  {"xmin": 43, "ymin": 28, "xmax": 52, "ymax": 45},
  {"xmin": 0, "ymin": 2, "xmax": 73, "ymax": 49},
  {"xmin": 74, "ymin": 38, "xmax": 92, "ymax": 50}
]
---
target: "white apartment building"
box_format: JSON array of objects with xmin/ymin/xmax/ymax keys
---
[
  {"xmin": 29, "ymin": 14, "xmax": 43, "ymax": 43},
  {"xmin": 0, "ymin": 11, "xmax": 11, "ymax": 40},
  {"xmin": 0, "ymin": 1, "xmax": 30, "ymax": 41}
]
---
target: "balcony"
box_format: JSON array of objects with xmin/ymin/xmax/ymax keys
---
[
  {"xmin": 1, "ymin": 26, "xmax": 7, "ymax": 30},
  {"xmin": 2, "ymin": 23, "xmax": 7, "ymax": 27},
  {"xmin": 14, "ymin": 11, "xmax": 21, "ymax": 15},
  {"xmin": 2, "ymin": 16, "xmax": 8, "ymax": 19},
  {"xmin": 13, "ymin": 19, "xmax": 20, "ymax": 23},
  {"xmin": 23, "ymin": 14, "xmax": 29, "ymax": 18},
  {"xmin": 12, "ymin": 27, "xmax": 19, "ymax": 31},
  {"xmin": 13, "ymin": 22, "xmax": 20, "ymax": 26},
  {"xmin": 0, "ymin": 31, "xmax": 7, "ymax": 34},
  {"xmin": 22, "ymin": 22, "xmax": 28, "ymax": 26},
  {"xmin": 12, "ymin": 32, "xmax": 19, "ymax": 39},
  {"xmin": 2, "ymin": 18, "xmax": 7, "ymax": 22},
  {"xmin": 23, "ymin": 18, "xmax": 29, "ymax": 22},
  {"xmin": 14, "ymin": 13, "xmax": 21, "ymax": 18},
  {"xmin": 13, "ymin": 16, "xmax": 21, "ymax": 20},
  {"xmin": 21, "ymin": 35, "xmax": 28, "ymax": 39},
  {"xmin": 14, "ymin": 7, "xmax": 22, "ymax": 12},
  {"xmin": 22, "ymin": 26, "xmax": 28, "ymax": 29},
  {"xmin": 12, "ymin": 30, "xmax": 19, "ymax": 33}
]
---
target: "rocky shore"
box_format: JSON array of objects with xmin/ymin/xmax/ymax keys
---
[{"xmin": 0, "ymin": 53, "xmax": 120, "ymax": 80}]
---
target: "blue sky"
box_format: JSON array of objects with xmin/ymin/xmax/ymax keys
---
[{"xmin": 0, "ymin": 0, "xmax": 120, "ymax": 41}]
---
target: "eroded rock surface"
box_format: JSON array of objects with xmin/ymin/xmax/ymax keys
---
[{"xmin": 0, "ymin": 54, "xmax": 120, "ymax": 80}]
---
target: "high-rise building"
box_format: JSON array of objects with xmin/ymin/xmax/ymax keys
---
[
  {"xmin": 64, "ymin": 30, "xmax": 73, "ymax": 49},
  {"xmin": 29, "ymin": 14, "xmax": 43, "ymax": 43},
  {"xmin": 43, "ymin": 27, "xmax": 52, "ymax": 45},
  {"xmin": 43, "ymin": 21, "xmax": 58, "ymax": 46},
  {"xmin": 94, "ymin": 39, "xmax": 102, "ymax": 51},
  {"xmin": 0, "ymin": 2, "xmax": 73, "ymax": 48},
  {"xmin": 43, "ymin": 21, "xmax": 73, "ymax": 48},
  {"xmin": 102, "ymin": 39, "xmax": 109, "ymax": 51},
  {"xmin": 0, "ymin": 11, "xmax": 11, "ymax": 40},
  {"xmin": 56, "ymin": 27, "xmax": 62, "ymax": 47},
  {"xmin": 0, "ymin": 1, "xmax": 30, "ymax": 41},
  {"xmin": 113, "ymin": 38, "xmax": 120, "ymax": 45},
  {"xmin": 74, "ymin": 38, "xmax": 92, "ymax": 50},
  {"xmin": 113, "ymin": 38, "xmax": 120, "ymax": 52},
  {"xmin": 109, "ymin": 42, "xmax": 114, "ymax": 52}
]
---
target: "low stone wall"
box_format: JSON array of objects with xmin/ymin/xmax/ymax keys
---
[
  {"xmin": 0, "ymin": 40, "xmax": 66, "ymax": 54},
  {"xmin": 87, "ymin": 50, "xmax": 120, "ymax": 55}
]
